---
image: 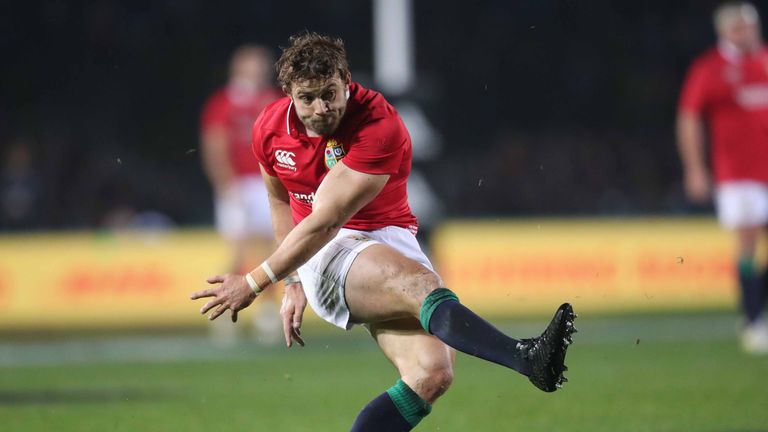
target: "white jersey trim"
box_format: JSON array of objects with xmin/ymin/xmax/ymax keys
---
[{"xmin": 286, "ymin": 100, "xmax": 293, "ymax": 134}]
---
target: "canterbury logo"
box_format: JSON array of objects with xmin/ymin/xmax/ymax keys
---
[{"xmin": 275, "ymin": 150, "xmax": 296, "ymax": 166}]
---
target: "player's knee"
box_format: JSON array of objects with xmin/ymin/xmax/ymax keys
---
[
  {"xmin": 401, "ymin": 269, "xmax": 442, "ymax": 302},
  {"xmin": 403, "ymin": 271, "xmax": 442, "ymax": 314},
  {"xmin": 418, "ymin": 365, "xmax": 454, "ymax": 402},
  {"xmin": 379, "ymin": 259, "xmax": 442, "ymax": 311}
]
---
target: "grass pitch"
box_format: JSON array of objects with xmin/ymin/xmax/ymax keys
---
[{"xmin": 1, "ymin": 312, "xmax": 767, "ymax": 431}]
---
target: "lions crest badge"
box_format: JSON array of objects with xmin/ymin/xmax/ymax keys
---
[{"xmin": 324, "ymin": 139, "xmax": 346, "ymax": 169}]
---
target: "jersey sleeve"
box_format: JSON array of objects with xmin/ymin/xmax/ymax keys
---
[
  {"xmin": 200, "ymin": 93, "xmax": 228, "ymax": 131},
  {"xmin": 252, "ymin": 114, "xmax": 277, "ymax": 176},
  {"xmin": 342, "ymin": 116, "xmax": 407, "ymax": 176},
  {"xmin": 678, "ymin": 60, "xmax": 711, "ymax": 115}
]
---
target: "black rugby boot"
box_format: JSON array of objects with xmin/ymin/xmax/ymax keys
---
[{"xmin": 517, "ymin": 303, "xmax": 577, "ymax": 392}]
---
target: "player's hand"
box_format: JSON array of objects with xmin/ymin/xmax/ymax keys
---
[
  {"xmin": 190, "ymin": 274, "xmax": 258, "ymax": 323},
  {"xmin": 684, "ymin": 168, "xmax": 711, "ymax": 204},
  {"xmin": 281, "ymin": 282, "xmax": 307, "ymax": 348}
]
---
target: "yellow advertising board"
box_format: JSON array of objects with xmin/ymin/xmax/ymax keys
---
[
  {"xmin": 431, "ymin": 217, "xmax": 741, "ymax": 315},
  {"xmin": 0, "ymin": 218, "xmax": 746, "ymax": 329},
  {"xmin": 0, "ymin": 230, "xmax": 232, "ymax": 329}
]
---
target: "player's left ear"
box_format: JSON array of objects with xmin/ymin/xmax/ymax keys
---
[{"xmin": 344, "ymin": 72, "xmax": 352, "ymax": 100}]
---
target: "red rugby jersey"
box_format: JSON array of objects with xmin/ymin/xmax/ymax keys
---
[
  {"xmin": 678, "ymin": 44, "xmax": 768, "ymax": 183},
  {"xmin": 252, "ymin": 82, "xmax": 418, "ymax": 233},
  {"xmin": 201, "ymin": 85, "xmax": 282, "ymax": 176}
]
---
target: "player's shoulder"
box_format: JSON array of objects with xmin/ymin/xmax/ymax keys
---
[
  {"xmin": 253, "ymin": 96, "xmax": 292, "ymax": 132},
  {"xmin": 202, "ymin": 87, "xmax": 229, "ymax": 110},
  {"xmin": 208, "ymin": 87, "xmax": 233, "ymax": 104},
  {"xmin": 345, "ymin": 82, "xmax": 403, "ymax": 133},
  {"xmin": 691, "ymin": 47, "xmax": 724, "ymax": 69},
  {"xmin": 349, "ymin": 82, "xmax": 397, "ymax": 118},
  {"xmin": 682, "ymin": 48, "xmax": 724, "ymax": 84}
]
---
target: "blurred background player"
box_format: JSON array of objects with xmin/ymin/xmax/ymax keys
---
[
  {"xmin": 677, "ymin": 1, "xmax": 768, "ymax": 354},
  {"xmin": 200, "ymin": 44, "xmax": 283, "ymax": 345}
]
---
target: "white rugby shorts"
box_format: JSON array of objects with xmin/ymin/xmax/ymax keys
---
[
  {"xmin": 215, "ymin": 175, "xmax": 273, "ymax": 240},
  {"xmin": 715, "ymin": 180, "xmax": 768, "ymax": 229},
  {"xmin": 297, "ymin": 226, "xmax": 434, "ymax": 330}
]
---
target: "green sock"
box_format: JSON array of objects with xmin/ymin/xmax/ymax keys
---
[
  {"xmin": 737, "ymin": 257, "xmax": 763, "ymax": 323},
  {"xmin": 386, "ymin": 379, "xmax": 432, "ymax": 427},
  {"xmin": 419, "ymin": 288, "xmax": 459, "ymax": 332},
  {"xmin": 739, "ymin": 257, "xmax": 757, "ymax": 278}
]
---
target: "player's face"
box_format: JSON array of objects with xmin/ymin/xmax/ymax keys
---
[
  {"xmin": 721, "ymin": 16, "xmax": 762, "ymax": 52},
  {"xmin": 289, "ymin": 76, "xmax": 348, "ymax": 137},
  {"xmin": 231, "ymin": 51, "xmax": 272, "ymax": 89}
]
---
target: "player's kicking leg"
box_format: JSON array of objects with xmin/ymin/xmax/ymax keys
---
[
  {"xmin": 350, "ymin": 318, "xmax": 454, "ymax": 431},
  {"xmin": 345, "ymin": 243, "xmax": 577, "ymax": 393}
]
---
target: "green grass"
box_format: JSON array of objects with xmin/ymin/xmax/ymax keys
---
[{"xmin": 1, "ymin": 312, "xmax": 767, "ymax": 431}]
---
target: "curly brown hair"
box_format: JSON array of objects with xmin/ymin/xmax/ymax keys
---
[{"xmin": 276, "ymin": 32, "xmax": 350, "ymax": 91}]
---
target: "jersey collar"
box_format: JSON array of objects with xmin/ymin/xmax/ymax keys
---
[
  {"xmin": 286, "ymin": 99, "xmax": 294, "ymax": 135},
  {"xmin": 285, "ymin": 99, "xmax": 311, "ymax": 141}
]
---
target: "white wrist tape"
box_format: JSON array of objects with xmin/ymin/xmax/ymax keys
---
[
  {"xmin": 283, "ymin": 275, "xmax": 301, "ymax": 285},
  {"xmin": 260, "ymin": 261, "xmax": 279, "ymax": 284},
  {"xmin": 245, "ymin": 273, "xmax": 263, "ymax": 294}
]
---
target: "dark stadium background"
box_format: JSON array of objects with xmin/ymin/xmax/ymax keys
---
[{"xmin": 3, "ymin": 0, "xmax": 761, "ymax": 230}]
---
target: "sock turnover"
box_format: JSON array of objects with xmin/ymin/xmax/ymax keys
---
[{"xmin": 386, "ymin": 379, "xmax": 432, "ymax": 428}]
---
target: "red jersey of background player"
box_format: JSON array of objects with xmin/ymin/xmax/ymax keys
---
[
  {"xmin": 201, "ymin": 86, "xmax": 282, "ymax": 176},
  {"xmin": 678, "ymin": 43, "xmax": 768, "ymax": 183},
  {"xmin": 252, "ymin": 82, "xmax": 418, "ymax": 233}
]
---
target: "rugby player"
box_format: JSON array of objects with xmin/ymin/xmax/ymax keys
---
[
  {"xmin": 200, "ymin": 45, "xmax": 283, "ymax": 343},
  {"xmin": 192, "ymin": 32, "xmax": 576, "ymax": 430},
  {"xmin": 677, "ymin": 2, "xmax": 768, "ymax": 353}
]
